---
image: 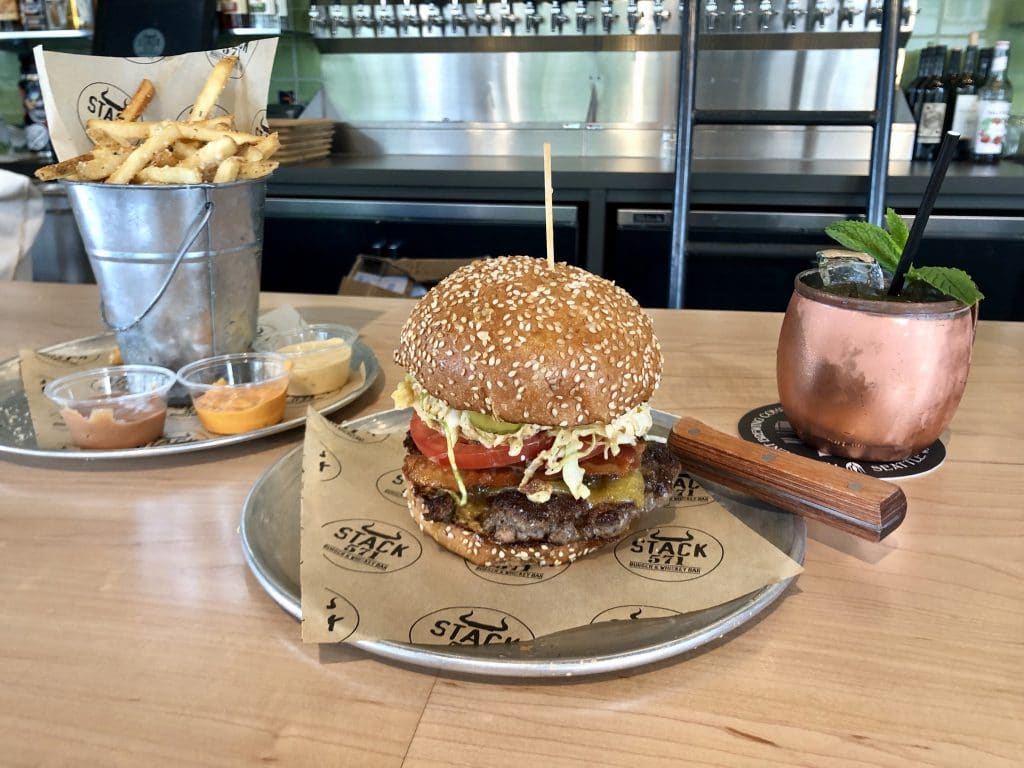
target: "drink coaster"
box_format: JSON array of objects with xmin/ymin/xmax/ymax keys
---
[{"xmin": 737, "ymin": 404, "xmax": 945, "ymax": 479}]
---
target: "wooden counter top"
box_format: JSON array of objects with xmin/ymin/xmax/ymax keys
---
[{"xmin": 1, "ymin": 282, "xmax": 1021, "ymax": 767}]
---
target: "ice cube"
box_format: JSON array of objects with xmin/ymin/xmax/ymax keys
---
[{"xmin": 816, "ymin": 249, "xmax": 886, "ymax": 291}]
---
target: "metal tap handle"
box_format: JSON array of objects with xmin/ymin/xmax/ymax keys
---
[
  {"xmin": 652, "ymin": 1, "xmax": 670, "ymax": 32},
  {"xmin": 783, "ymin": 0, "xmax": 806, "ymax": 28},
  {"xmin": 600, "ymin": 1, "xmax": 617, "ymax": 33},
  {"xmin": 551, "ymin": 2, "xmax": 569, "ymax": 32},
  {"xmin": 499, "ymin": 1, "xmax": 518, "ymax": 32},
  {"xmin": 757, "ymin": 0, "xmax": 776, "ymax": 30},
  {"xmin": 475, "ymin": 2, "xmax": 494, "ymax": 32},
  {"xmin": 626, "ymin": 2, "xmax": 641, "ymax": 33},
  {"xmin": 837, "ymin": 0, "xmax": 862, "ymax": 28},
  {"xmin": 865, "ymin": 0, "xmax": 882, "ymax": 25},
  {"xmin": 705, "ymin": 1, "xmax": 722, "ymax": 32},
  {"xmin": 731, "ymin": 1, "xmax": 751, "ymax": 30},
  {"xmin": 811, "ymin": 0, "xmax": 834, "ymax": 27},
  {"xmin": 576, "ymin": 1, "xmax": 594, "ymax": 33}
]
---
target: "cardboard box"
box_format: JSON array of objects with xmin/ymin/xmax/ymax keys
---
[{"xmin": 338, "ymin": 255, "xmax": 479, "ymax": 298}]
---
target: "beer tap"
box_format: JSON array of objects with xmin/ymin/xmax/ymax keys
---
[
  {"xmin": 450, "ymin": 0, "xmax": 472, "ymax": 33},
  {"xmin": 474, "ymin": 1, "xmax": 495, "ymax": 33},
  {"xmin": 810, "ymin": 0, "xmax": 834, "ymax": 29},
  {"xmin": 551, "ymin": 0, "xmax": 570, "ymax": 32},
  {"xmin": 524, "ymin": 1, "xmax": 544, "ymax": 33},
  {"xmin": 731, "ymin": 0, "xmax": 751, "ymax": 31},
  {"xmin": 704, "ymin": 1, "xmax": 722, "ymax": 32},
  {"xmin": 652, "ymin": 0, "xmax": 670, "ymax": 32},
  {"xmin": 837, "ymin": 0, "xmax": 861, "ymax": 29},
  {"xmin": 575, "ymin": 0, "xmax": 594, "ymax": 34},
  {"xmin": 329, "ymin": 4, "xmax": 357, "ymax": 35},
  {"xmin": 864, "ymin": 0, "xmax": 882, "ymax": 26},
  {"xmin": 354, "ymin": 5, "xmax": 377, "ymax": 34},
  {"xmin": 425, "ymin": 2, "xmax": 445, "ymax": 32},
  {"xmin": 757, "ymin": 0, "xmax": 776, "ymax": 30},
  {"xmin": 308, "ymin": 5, "xmax": 328, "ymax": 35},
  {"xmin": 626, "ymin": 0, "xmax": 641, "ymax": 33},
  {"xmin": 901, "ymin": 0, "xmax": 916, "ymax": 27},
  {"xmin": 377, "ymin": 0, "xmax": 398, "ymax": 34},
  {"xmin": 498, "ymin": 0, "xmax": 518, "ymax": 33},
  {"xmin": 782, "ymin": 0, "xmax": 805, "ymax": 29},
  {"xmin": 600, "ymin": 0, "xmax": 617, "ymax": 33},
  {"xmin": 400, "ymin": 0, "xmax": 424, "ymax": 34}
]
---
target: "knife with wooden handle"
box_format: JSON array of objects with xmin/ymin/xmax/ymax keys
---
[{"xmin": 668, "ymin": 417, "xmax": 907, "ymax": 541}]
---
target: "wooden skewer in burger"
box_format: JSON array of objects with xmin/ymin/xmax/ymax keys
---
[{"xmin": 392, "ymin": 146, "xmax": 682, "ymax": 567}]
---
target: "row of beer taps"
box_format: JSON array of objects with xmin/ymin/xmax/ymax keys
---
[
  {"xmin": 308, "ymin": 0, "xmax": 912, "ymax": 37},
  {"xmin": 706, "ymin": 0, "xmax": 912, "ymax": 33},
  {"xmin": 310, "ymin": 0, "xmax": 673, "ymax": 36}
]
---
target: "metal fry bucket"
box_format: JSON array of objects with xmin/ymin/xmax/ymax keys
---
[{"xmin": 64, "ymin": 179, "xmax": 266, "ymax": 377}]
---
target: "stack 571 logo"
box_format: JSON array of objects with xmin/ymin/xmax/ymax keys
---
[
  {"xmin": 615, "ymin": 526, "xmax": 724, "ymax": 582},
  {"xmin": 77, "ymin": 82, "xmax": 131, "ymax": 130},
  {"xmin": 321, "ymin": 519, "xmax": 422, "ymax": 574},
  {"xmin": 409, "ymin": 607, "xmax": 534, "ymax": 646}
]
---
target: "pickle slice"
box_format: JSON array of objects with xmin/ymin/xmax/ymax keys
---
[{"xmin": 468, "ymin": 411, "xmax": 522, "ymax": 434}]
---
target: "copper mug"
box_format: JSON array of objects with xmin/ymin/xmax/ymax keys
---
[{"xmin": 776, "ymin": 269, "xmax": 976, "ymax": 462}]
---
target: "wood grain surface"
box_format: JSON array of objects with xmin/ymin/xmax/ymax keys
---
[{"xmin": 1, "ymin": 282, "xmax": 1021, "ymax": 768}]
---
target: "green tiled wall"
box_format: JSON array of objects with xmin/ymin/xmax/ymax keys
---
[{"xmin": 1, "ymin": 51, "xmax": 21, "ymax": 125}]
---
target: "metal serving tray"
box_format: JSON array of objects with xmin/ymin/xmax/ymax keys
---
[
  {"xmin": 240, "ymin": 409, "xmax": 805, "ymax": 678},
  {"xmin": 0, "ymin": 333, "xmax": 380, "ymax": 460}
]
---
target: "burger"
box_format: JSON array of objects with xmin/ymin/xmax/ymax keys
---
[{"xmin": 392, "ymin": 255, "xmax": 682, "ymax": 566}]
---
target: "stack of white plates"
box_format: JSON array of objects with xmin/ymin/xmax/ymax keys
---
[{"xmin": 267, "ymin": 118, "xmax": 336, "ymax": 165}]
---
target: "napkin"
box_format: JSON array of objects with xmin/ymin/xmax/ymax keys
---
[{"xmin": 0, "ymin": 169, "xmax": 44, "ymax": 281}]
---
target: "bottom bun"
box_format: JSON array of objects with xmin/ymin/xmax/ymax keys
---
[{"xmin": 406, "ymin": 485, "xmax": 609, "ymax": 567}]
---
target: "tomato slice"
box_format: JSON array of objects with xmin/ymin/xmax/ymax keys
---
[{"xmin": 408, "ymin": 412, "xmax": 551, "ymax": 470}]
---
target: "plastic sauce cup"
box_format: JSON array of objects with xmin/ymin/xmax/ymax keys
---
[
  {"xmin": 262, "ymin": 324, "xmax": 357, "ymax": 397},
  {"xmin": 177, "ymin": 353, "xmax": 291, "ymax": 435},
  {"xmin": 43, "ymin": 365, "xmax": 175, "ymax": 449}
]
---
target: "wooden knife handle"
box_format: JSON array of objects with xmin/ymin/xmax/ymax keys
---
[{"xmin": 668, "ymin": 417, "xmax": 907, "ymax": 541}]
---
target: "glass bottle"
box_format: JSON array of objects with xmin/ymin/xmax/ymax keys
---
[
  {"xmin": 973, "ymin": 41, "xmax": 1013, "ymax": 164},
  {"xmin": 907, "ymin": 46, "xmax": 935, "ymax": 118},
  {"xmin": 950, "ymin": 43, "xmax": 979, "ymax": 160},
  {"xmin": 913, "ymin": 45, "xmax": 948, "ymax": 162}
]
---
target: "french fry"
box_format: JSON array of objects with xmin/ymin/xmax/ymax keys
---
[
  {"xmin": 63, "ymin": 77, "xmax": 279, "ymax": 186},
  {"xmin": 86, "ymin": 117, "xmax": 236, "ymax": 145},
  {"xmin": 76, "ymin": 150, "xmax": 130, "ymax": 181},
  {"xmin": 137, "ymin": 165, "xmax": 202, "ymax": 185},
  {"xmin": 189, "ymin": 55, "xmax": 238, "ymax": 122},
  {"xmin": 176, "ymin": 123, "xmax": 262, "ymax": 146},
  {"xmin": 106, "ymin": 121, "xmax": 181, "ymax": 185},
  {"xmin": 237, "ymin": 160, "xmax": 279, "ymax": 180},
  {"xmin": 118, "ymin": 79, "xmax": 155, "ymax": 122},
  {"xmin": 212, "ymin": 156, "xmax": 243, "ymax": 183},
  {"xmin": 180, "ymin": 135, "xmax": 238, "ymax": 171},
  {"xmin": 172, "ymin": 139, "xmax": 201, "ymax": 161},
  {"xmin": 34, "ymin": 151, "xmax": 94, "ymax": 181}
]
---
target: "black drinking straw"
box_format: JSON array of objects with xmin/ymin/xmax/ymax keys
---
[{"xmin": 888, "ymin": 131, "xmax": 960, "ymax": 296}]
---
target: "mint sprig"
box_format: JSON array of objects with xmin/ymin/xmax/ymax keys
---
[
  {"xmin": 824, "ymin": 208, "xmax": 984, "ymax": 307},
  {"xmin": 906, "ymin": 266, "xmax": 985, "ymax": 307}
]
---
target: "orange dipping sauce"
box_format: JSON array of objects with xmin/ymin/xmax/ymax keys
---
[{"xmin": 193, "ymin": 379, "xmax": 288, "ymax": 434}]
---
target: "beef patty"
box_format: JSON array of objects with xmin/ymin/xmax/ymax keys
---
[{"xmin": 405, "ymin": 437, "xmax": 682, "ymax": 546}]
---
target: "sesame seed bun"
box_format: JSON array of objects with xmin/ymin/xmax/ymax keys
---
[
  {"xmin": 394, "ymin": 256, "xmax": 662, "ymax": 426},
  {"xmin": 406, "ymin": 485, "xmax": 605, "ymax": 567}
]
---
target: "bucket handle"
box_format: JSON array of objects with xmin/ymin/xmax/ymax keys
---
[{"xmin": 100, "ymin": 200, "xmax": 215, "ymax": 334}]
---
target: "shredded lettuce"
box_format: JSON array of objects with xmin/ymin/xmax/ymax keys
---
[{"xmin": 399, "ymin": 374, "xmax": 653, "ymax": 501}]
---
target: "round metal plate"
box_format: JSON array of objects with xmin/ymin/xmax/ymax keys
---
[
  {"xmin": 240, "ymin": 408, "xmax": 806, "ymax": 677},
  {"xmin": 0, "ymin": 333, "xmax": 379, "ymax": 460}
]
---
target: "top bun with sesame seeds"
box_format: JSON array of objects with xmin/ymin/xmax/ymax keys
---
[{"xmin": 394, "ymin": 256, "xmax": 662, "ymax": 427}]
